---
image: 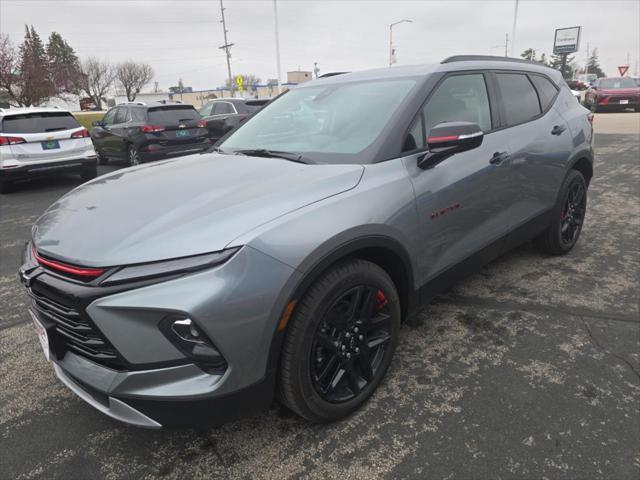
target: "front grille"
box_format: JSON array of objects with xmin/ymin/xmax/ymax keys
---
[{"xmin": 28, "ymin": 287, "xmax": 125, "ymax": 369}]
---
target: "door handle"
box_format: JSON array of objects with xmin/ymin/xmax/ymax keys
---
[
  {"xmin": 551, "ymin": 125, "xmax": 566, "ymax": 135},
  {"xmin": 489, "ymin": 151, "xmax": 509, "ymax": 165}
]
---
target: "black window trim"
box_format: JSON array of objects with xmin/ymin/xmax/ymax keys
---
[
  {"xmin": 400, "ymin": 70, "xmax": 499, "ymax": 155},
  {"xmin": 491, "ymin": 69, "xmax": 559, "ymax": 131}
]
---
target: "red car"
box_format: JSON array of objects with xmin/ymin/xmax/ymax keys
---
[{"xmin": 584, "ymin": 77, "xmax": 640, "ymax": 112}]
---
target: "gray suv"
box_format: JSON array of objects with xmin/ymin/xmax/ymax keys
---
[{"xmin": 19, "ymin": 56, "xmax": 593, "ymax": 428}]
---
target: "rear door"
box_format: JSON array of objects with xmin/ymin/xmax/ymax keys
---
[
  {"xmin": 1, "ymin": 111, "xmax": 88, "ymax": 164},
  {"xmin": 403, "ymin": 72, "xmax": 515, "ymax": 282},
  {"xmin": 494, "ymin": 71, "xmax": 572, "ymax": 224}
]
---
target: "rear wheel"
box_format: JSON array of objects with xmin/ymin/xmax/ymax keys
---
[
  {"xmin": 534, "ymin": 169, "xmax": 587, "ymax": 255},
  {"xmin": 80, "ymin": 165, "xmax": 97, "ymax": 182},
  {"xmin": 127, "ymin": 145, "xmax": 141, "ymax": 166},
  {"xmin": 278, "ymin": 259, "xmax": 401, "ymax": 423}
]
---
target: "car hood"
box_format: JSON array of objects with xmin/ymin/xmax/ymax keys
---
[
  {"xmin": 599, "ymin": 88, "xmax": 640, "ymax": 95},
  {"xmin": 33, "ymin": 153, "xmax": 364, "ymax": 267}
]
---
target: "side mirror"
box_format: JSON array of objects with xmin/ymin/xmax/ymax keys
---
[
  {"xmin": 418, "ymin": 121, "xmax": 484, "ymax": 169},
  {"xmin": 92, "ymin": 120, "xmax": 104, "ymax": 127}
]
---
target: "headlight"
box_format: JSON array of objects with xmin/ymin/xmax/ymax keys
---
[{"xmin": 100, "ymin": 247, "xmax": 240, "ymax": 286}]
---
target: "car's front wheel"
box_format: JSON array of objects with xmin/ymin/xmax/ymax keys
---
[
  {"xmin": 534, "ymin": 169, "xmax": 587, "ymax": 255},
  {"xmin": 278, "ymin": 259, "xmax": 400, "ymax": 422}
]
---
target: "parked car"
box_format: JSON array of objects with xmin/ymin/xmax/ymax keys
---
[
  {"xmin": 20, "ymin": 55, "xmax": 594, "ymax": 428},
  {"xmin": 90, "ymin": 101, "xmax": 211, "ymax": 165},
  {"xmin": 0, "ymin": 107, "xmax": 97, "ymax": 193},
  {"xmin": 584, "ymin": 77, "xmax": 640, "ymax": 112},
  {"xmin": 199, "ymin": 98, "xmax": 270, "ymax": 142},
  {"xmin": 566, "ymin": 80, "xmax": 585, "ymax": 90}
]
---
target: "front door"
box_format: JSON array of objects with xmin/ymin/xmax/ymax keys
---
[{"xmin": 402, "ymin": 72, "xmax": 514, "ymax": 284}]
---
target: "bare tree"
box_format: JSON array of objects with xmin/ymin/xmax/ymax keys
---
[
  {"xmin": 0, "ymin": 34, "xmax": 21, "ymax": 106},
  {"xmin": 80, "ymin": 57, "xmax": 115, "ymax": 110},
  {"xmin": 116, "ymin": 61, "xmax": 153, "ymax": 101}
]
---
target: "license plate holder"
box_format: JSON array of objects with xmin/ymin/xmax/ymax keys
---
[
  {"xmin": 41, "ymin": 140, "xmax": 60, "ymax": 150},
  {"xmin": 176, "ymin": 130, "xmax": 190, "ymax": 138},
  {"xmin": 30, "ymin": 311, "xmax": 50, "ymax": 361},
  {"xmin": 619, "ymin": 99, "xmax": 629, "ymax": 105}
]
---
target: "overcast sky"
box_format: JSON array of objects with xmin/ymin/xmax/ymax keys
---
[{"xmin": 1, "ymin": 0, "xmax": 638, "ymax": 91}]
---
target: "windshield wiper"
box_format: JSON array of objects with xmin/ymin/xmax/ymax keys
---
[{"xmin": 232, "ymin": 149, "xmax": 314, "ymax": 164}]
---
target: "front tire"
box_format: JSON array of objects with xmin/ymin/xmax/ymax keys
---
[
  {"xmin": 0, "ymin": 179, "xmax": 14, "ymax": 194},
  {"xmin": 278, "ymin": 259, "xmax": 401, "ymax": 423},
  {"xmin": 534, "ymin": 169, "xmax": 587, "ymax": 255}
]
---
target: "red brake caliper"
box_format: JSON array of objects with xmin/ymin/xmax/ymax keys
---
[{"xmin": 375, "ymin": 289, "xmax": 388, "ymax": 310}]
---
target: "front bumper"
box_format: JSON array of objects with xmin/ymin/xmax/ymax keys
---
[
  {"xmin": 22, "ymin": 245, "xmax": 301, "ymax": 427},
  {"xmin": 0, "ymin": 157, "xmax": 97, "ymax": 182}
]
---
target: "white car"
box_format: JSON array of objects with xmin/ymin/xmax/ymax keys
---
[{"xmin": 0, "ymin": 107, "xmax": 97, "ymax": 193}]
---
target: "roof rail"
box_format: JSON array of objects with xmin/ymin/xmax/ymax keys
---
[
  {"xmin": 118, "ymin": 101, "xmax": 146, "ymax": 106},
  {"xmin": 319, "ymin": 72, "xmax": 350, "ymax": 78},
  {"xmin": 441, "ymin": 55, "xmax": 539, "ymax": 65}
]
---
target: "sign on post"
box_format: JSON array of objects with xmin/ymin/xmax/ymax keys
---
[
  {"xmin": 553, "ymin": 26, "xmax": 581, "ymax": 54},
  {"xmin": 618, "ymin": 65, "xmax": 629, "ymax": 76},
  {"xmin": 236, "ymin": 75, "xmax": 244, "ymax": 93}
]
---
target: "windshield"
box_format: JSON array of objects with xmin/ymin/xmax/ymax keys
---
[
  {"xmin": 220, "ymin": 79, "xmax": 417, "ymax": 164},
  {"xmin": 600, "ymin": 78, "xmax": 637, "ymax": 89},
  {"xmin": 1, "ymin": 112, "xmax": 79, "ymax": 133}
]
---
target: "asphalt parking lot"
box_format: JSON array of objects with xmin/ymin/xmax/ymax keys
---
[{"xmin": 1, "ymin": 113, "xmax": 639, "ymax": 479}]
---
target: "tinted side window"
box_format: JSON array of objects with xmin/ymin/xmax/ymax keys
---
[
  {"xmin": 529, "ymin": 75, "xmax": 558, "ymax": 111},
  {"xmin": 131, "ymin": 108, "xmax": 146, "ymax": 122},
  {"xmin": 199, "ymin": 102, "xmax": 213, "ymax": 116},
  {"xmin": 423, "ymin": 74, "xmax": 492, "ymax": 134},
  {"xmin": 213, "ymin": 102, "xmax": 234, "ymax": 115},
  {"xmin": 1, "ymin": 112, "xmax": 79, "ymax": 133},
  {"xmin": 102, "ymin": 108, "xmax": 117, "ymax": 125},
  {"xmin": 496, "ymin": 73, "xmax": 541, "ymax": 126},
  {"xmin": 114, "ymin": 107, "xmax": 128, "ymax": 124}
]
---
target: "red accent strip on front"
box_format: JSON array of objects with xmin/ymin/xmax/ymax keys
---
[
  {"xmin": 427, "ymin": 135, "xmax": 459, "ymax": 143},
  {"xmin": 33, "ymin": 249, "xmax": 106, "ymax": 278}
]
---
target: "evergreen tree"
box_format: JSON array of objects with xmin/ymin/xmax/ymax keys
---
[
  {"xmin": 47, "ymin": 31, "xmax": 82, "ymax": 93},
  {"xmin": 586, "ymin": 49, "xmax": 606, "ymax": 78},
  {"xmin": 18, "ymin": 25, "xmax": 53, "ymax": 106},
  {"xmin": 550, "ymin": 52, "xmax": 576, "ymax": 79},
  {"xmin": 520, "ymin": 48, "xmax": 536, "ymax": 61}
]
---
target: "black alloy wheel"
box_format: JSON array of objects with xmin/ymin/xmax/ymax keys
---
[
  {"xmin": 534, "ymin": 169, "xmax": 588, "ymax": 255},
  {"xmin": 560, "ymin": 179, "xmax": 586, "ymax": 247},
  {"xmin": 278, "ymin": 259, "xmax": 400, "ymax": 423},
  {"xmin": 311, "ymin": 285, "xmax": 392, "ymax": 403}
]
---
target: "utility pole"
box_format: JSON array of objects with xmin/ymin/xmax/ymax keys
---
[
  {"xmin": 219, "ymin": 0, "xmax": 234, "ymax": 98},
  {"xmin": 504, "ymin": 33, "xmax": 509, "ymax": 57},
  {"xmin": 510, "ymin": 0, "xmax": 519, "ymax": 56},
  {"xmin": 585, "ymin": 41, "xmax": 589, "ymax": 74},
  {"xmin": 273, "ymin": 0, "xmax": 282, "ymax": 95}
]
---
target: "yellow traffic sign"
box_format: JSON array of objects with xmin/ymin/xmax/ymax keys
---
[{"xmin": 236, "ymin": 75, "xmax": 243, "ymax": 92}]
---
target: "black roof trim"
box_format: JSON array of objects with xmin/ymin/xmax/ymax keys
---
[
  {"xmin": 319, "ymin": 72, "xmax": 350, "ymax": 78},
  {"xmin": 441, "ymin": 55, "xmax": 538, "ymax": 65}
]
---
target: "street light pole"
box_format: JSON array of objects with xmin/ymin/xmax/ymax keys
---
[
  {"xmin": 510, "ymin": 0, "xmax": 519, "ymax": 56},
  {"xmin": 389, "ymin": 19, "xmax": 412, "ymax": 66},
  {"xmin": 273, "ymin": 0, "xmax": 282, "ymax": 95}
]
